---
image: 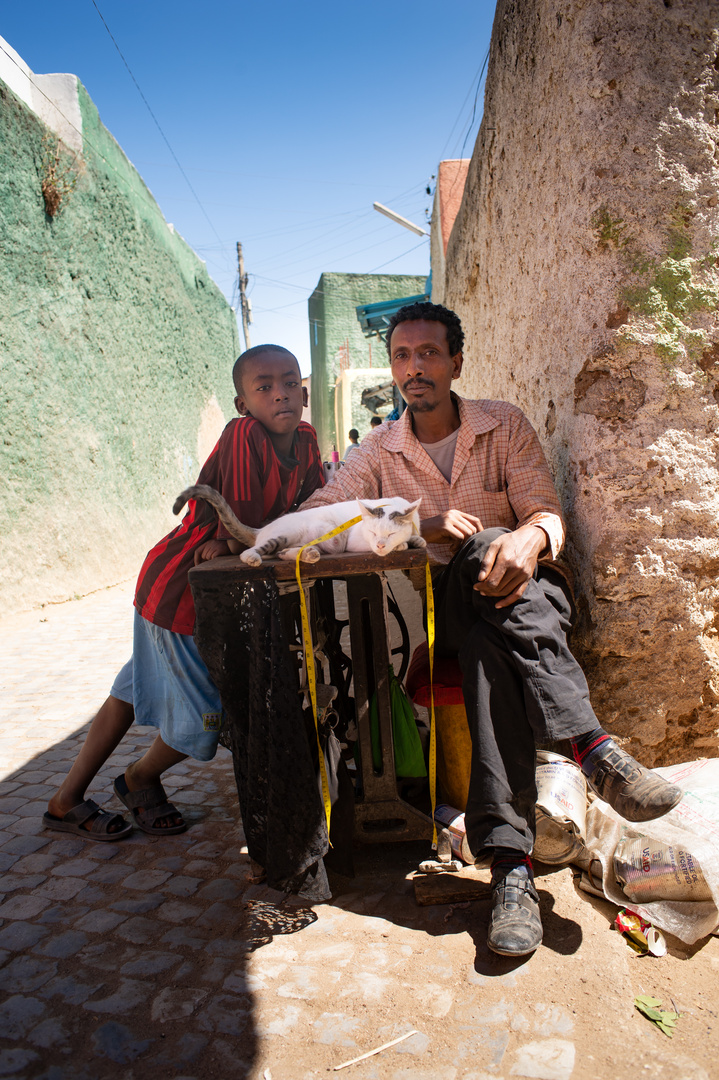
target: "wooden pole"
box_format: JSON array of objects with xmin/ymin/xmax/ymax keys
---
[{"xmin": 236, "ymin": 241, "xmax": 251, "ymax": 350}]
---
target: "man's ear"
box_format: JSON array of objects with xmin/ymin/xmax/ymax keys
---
[
  {"xmin": 451, "ymin": 351, "xmax": 464, "ymax": 380},
  {"xmin": 235, "ymin": 394, "xmax": 248, "ymax": 417},
  {"xmin": 302, "ymin": 385, "xmax": 308, "ymax": 408}
]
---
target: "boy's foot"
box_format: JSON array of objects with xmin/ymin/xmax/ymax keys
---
[
  {"xmin": 43, "ymin": 799, "xmax": 132, "ymax": 841},
  {"xmin": 46, "ymin": 792, "xmax": 130, "ymax": 836},
  {"xmin": 576, "ymin": 737, "xmax": 682, "ymax": 822},
  {"xmin": 114, "ymin": 772, "xmax": 186, "ymax": 835}
]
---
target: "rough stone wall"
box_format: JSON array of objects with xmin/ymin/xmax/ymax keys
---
[
  {"xmin": 444, "ymin": 0, "xmax": 719, "ymax": 764},
  {"xmin": 308, "ymin": 273, "xmax": 426, "ymax": 457},
  {"xmin": 0, "ymin": 77, "xmax": 237, "ymax": 614}
]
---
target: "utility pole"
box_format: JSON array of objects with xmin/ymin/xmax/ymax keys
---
[{"xmin": 236, "ymin": 241, "xmax": 252, "ymax": 350}]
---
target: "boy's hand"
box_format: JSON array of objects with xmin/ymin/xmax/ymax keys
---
[
  {"xmin": 194, "ymin": 539, "xmax": 231, "ymax": 565},
  {"xmin": 473, "ymin": 525, "xmax": 547, "ymax": 608},
  {"xmin": 421, "ymin": 510, "xmax": 483, "ymax": 549}
]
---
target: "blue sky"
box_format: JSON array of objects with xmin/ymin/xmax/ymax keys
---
[{"xmin": 2, "ymin": 1, "xmax": 496, "ymax": 373}]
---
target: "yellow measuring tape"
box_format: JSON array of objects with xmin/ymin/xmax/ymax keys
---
[
  {"xmin": 295, "ymin": 515, "xmax": 438, "ymax": 852},
  {"xmin": 425, "ymin": 559, "xmax": 438, "ymax": 849},
  {"xmin": 295, "ymin": 515, "xmax": 362, "ymax": 844}
]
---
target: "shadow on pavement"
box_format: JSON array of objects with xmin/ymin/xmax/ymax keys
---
[{"xmin": 0, "ymin": 722, "xmax": 260, "ymax": 1079}]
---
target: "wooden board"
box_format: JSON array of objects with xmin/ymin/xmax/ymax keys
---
[
  {"xmin": 190, "ymin": 547, "xmax": 427, "ymax": 584},
  {"xmin": 412, "ymin": 865, "xmax": 493, "ymax": 906}
]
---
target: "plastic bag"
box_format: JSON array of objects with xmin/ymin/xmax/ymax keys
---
[
  {"xmin": 369, "ymin": 666, "xmax": 427, "ymax": 778},
  {"xmin": 583, "ymin": 758, "xmax": 719, "ymax": 944}
]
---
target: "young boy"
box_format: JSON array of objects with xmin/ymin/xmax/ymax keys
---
[
  {"xmin": 343, "ymin": 428, "xmax": 360, "ymax": 458},
  {"xmin": 44, "ymin": 345, "xmax": 324, "ymax": 840}
]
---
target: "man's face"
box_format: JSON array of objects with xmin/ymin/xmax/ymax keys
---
[
  {"xmin": 235, "ymin": 352, "xmax": 307, "ymax": 436},
  {"xmin": 389, "ymin": 320, "xmax": 463, "ymax": 414}
]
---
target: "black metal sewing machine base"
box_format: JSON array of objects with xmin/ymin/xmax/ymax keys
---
[{"xmin": 190, "ymin": 550, "xmax": 433, "ymax": 846}]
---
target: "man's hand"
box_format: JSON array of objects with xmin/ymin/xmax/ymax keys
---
[
  {"xmin": 421, "ymin": 510, "xmax": 484, "ymax": 549},
  {"xmin": 194, "ymin": 538, "xmax": 231, "ymax": 565},
  {"xmin": 474, "ymin": 525, "xmax": 548, "ymax": 608}
]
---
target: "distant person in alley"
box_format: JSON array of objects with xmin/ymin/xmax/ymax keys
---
[
  {"xmin": 301, "ymin": 301, "xmax": 682, "ymax": 958},
  {"xmin": 343, "ymin": 428, "xmax": 360, "ymax": 458},
  {"xmin": 44, "ymin": 346, "xmax": 324, "ymax": 841}
]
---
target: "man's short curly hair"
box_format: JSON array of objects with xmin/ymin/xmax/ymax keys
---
[{"xmin": 385, "ymin": 302, "xmax": 465, "ymax": 358}]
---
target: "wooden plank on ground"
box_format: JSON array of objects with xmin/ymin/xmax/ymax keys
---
[{"xmin": 412, "ymin": 865, "xmax": 493, "ymax": 906}]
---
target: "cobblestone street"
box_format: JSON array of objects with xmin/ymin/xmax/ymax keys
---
[{"xmin": 1, "ymin": 583, "xmax": 718, "ymax": 1080}]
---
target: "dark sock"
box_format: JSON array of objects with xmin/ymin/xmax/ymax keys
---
[
  {"xmin": 490, "ymin": 848, "xmax": 533, "ymax": 883},
  {"xmin": 569, "ymin": 727, "xmax": 612, "ymax": 767}
]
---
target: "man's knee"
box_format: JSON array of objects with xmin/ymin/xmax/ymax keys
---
[{"xmin": 455, "ymin": 528, "xmax": 511, "ymax": 566}]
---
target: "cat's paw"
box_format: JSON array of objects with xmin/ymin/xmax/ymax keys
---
[
  {"xmin": 240, "ymin": 549, "xmax": 262, "ymax": 567},
  {"xmin": 301, "ymin": 545, "xmax": 321, "ymax": 563},
  {"xmin": 408, "ymin": 535, "xmax": 427, "ymax": 548},
  {"xmin": 394, "ymin": 541, "xmax": 408, "ymax": 551}
]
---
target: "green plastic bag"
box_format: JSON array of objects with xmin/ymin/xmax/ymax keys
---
[{"xmin": 369, "ymin": 666, "xmax": 427, "ymax": 778}]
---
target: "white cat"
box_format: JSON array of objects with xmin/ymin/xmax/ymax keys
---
[{"xmin": 173, "ymin": 485, "xmax": 426, "ymax": 565}]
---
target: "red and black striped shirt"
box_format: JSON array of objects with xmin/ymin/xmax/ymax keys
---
[{"xmin": 134, "ymin": 417, "xmax": 324, "ymax": 634}]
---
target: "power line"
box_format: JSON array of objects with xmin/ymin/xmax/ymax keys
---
[
  {"xmin": 439, "ymin": 51, "xmax": 489, "ymax": 161},
  {"xmin": 89, "ymin": 0, "xmax": 226, "ymax": 251},
  {"xmin": 368, "ymin": 239, "xmax": 430, "ymax": 274},
  {"xmin": 453, "ymin": 48, "xmax": 490, "ymax": 162}
]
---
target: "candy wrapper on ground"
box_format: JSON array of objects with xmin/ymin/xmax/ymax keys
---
[
  {"xmin": 584, "ymin": 758, "xmax": 719, "ymax": 944},
  {"xmin": 614, "ymin": 908, "xmax": 667, "ymax": 956}
]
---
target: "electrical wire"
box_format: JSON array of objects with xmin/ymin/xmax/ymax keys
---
[
  {"xmin": 89, "ymin": 0, "xmax": 226, "ymax": 252},
  {"xmin": 438, "ymin": 49, "xmax": 489, "ymax": 161},
  {"xmin": 453, "ymin": 47, "xmax": 490, "ymax": 162}
]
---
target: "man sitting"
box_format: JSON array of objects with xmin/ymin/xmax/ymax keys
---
[{"xmin": 301, "ymin": 301, "xmax": 681, "ymax": 957}]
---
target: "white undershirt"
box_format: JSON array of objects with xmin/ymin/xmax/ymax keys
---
[{"xmin": 420, "ymin": 427, "xmax": 460, "ymax": 483}]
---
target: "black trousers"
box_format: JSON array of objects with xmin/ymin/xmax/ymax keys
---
[{"xmin": 432, "ymin": 529, "xmax": 598, "ymax": 856}]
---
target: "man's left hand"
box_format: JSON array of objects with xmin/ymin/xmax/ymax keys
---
[{"xmin": 473, "ymin": 525, "xmax": 548, "ymax": 608}]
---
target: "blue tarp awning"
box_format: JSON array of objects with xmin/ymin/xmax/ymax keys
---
[{"xmin": 355, "ymin": 289, "xmax": 430, "ymax": 339}]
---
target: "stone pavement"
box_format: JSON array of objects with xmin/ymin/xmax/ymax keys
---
[{"xmin": 1, "ymin": 583, "xmax": 718, "ymax": 1080}]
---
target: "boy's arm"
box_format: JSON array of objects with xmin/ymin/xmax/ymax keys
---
[
  {"xmin": 214, "ymin": 420, "xmax": 268, "ymax": 537},
  {"xmin": 296, "ymin": 432, "xmax": 326, "ymax": 503}
]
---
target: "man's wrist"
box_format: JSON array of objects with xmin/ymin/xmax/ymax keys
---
[{"xmin": 527, "ymin": 524, "xmax": 550, "ymax": 558}]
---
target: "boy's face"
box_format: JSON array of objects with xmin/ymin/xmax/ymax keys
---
[{"xmin": 235, "ymin": 352, "xmax": 307, "ymax": 437}]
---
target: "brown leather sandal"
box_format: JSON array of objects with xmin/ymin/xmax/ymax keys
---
[
  {"xmin": 42, "ymin": 798, "xmax": 132, "ymax": 841},
  {"xmin": 113, "ymin": 774, "xmax": 187, "ymax": 836}
]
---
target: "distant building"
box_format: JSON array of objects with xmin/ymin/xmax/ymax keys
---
[
  {"xmin": 429, "ymin": 159, "xmax": 470, "ymax": 305},
  {"xmin": 308, "ymin": 272, "xmax": 427, "ymax": 457}
]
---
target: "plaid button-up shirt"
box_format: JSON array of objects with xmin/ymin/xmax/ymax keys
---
[{"xmin": 302, "ymin": 396, "xmax": 565, "ymax": 567}]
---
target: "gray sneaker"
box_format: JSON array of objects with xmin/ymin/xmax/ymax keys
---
[
  {"xmin": 487, "ymin": 869, "xmax": 542, "ymax": 957},
  {"xmin": 582, "ymin": 740, "xmax": 682, "ymax": 822}
]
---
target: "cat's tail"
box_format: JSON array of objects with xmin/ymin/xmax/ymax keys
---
[{"xmin": 172, "ymin": 485, "xmax": 257, "ymax": 545}]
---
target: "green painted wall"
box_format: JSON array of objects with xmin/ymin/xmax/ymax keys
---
[
  {"xmin": 308, "ymin": 272, "xmax": 427, "ymax": 457},
  {"xmin": 0, "ymin": 77, "xmax": 238, "ymax": 613}
]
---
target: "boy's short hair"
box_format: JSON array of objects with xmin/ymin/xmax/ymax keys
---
[
  {"xmin": 348, "ymin": 429, "xmax": 359, "ymax": 440},
  {"xmin": 233, "ymin": 344, "xmax": 298, "ymax": 396},
  {"xmin": 384, "ymin": 301, "xmax": 465, "ymax": 357},
  {"xmin": 369, "ymin": 415, "xmax": 382, "ymax": 427}
]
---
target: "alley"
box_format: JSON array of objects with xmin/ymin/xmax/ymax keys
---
[{"xmin": 0, "ymin": 583, "xmax": 717, "ymax": 1080}]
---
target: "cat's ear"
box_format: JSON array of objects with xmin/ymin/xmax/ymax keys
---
[{"xmin": 356, "ymin": 500, "xmax": 375, "ymax": 519}]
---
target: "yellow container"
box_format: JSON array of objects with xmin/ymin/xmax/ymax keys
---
[{"xmin": 435, "ymin": 703, "xmax": 472, "ymax": 812}]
